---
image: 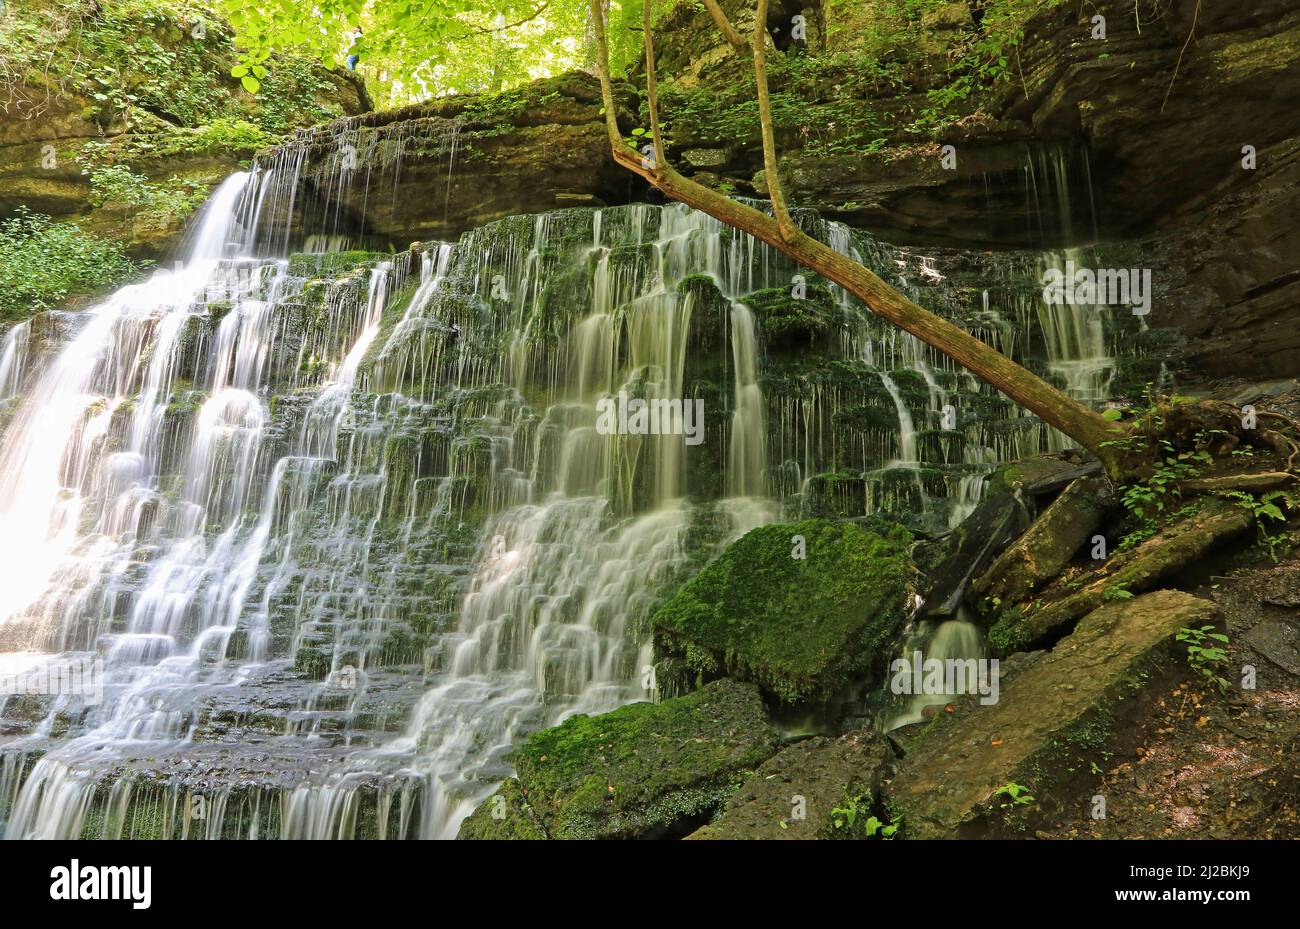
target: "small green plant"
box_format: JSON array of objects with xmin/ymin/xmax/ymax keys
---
[
  {"xmin": 1176, "ymin": 624, "xmax": 1231, "ymax": 694},
  {"xmin": 830, "ymin": 794, "xmax": 899, "ymax": 839},
  {"xmin": 1101, "ymin": 583, "xmax": 1134, "ymax": 602},
  {"xmin": 1218, "ymin": 489, "xmax": 1289, "ymax": 561},
  {"xmin": 992, "ymin": 782, "xmax": 1034, "ymax": 809}
]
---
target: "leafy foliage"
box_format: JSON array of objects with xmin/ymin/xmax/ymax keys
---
[
  {"xmin": 829, "ymin": 794, "xmax": 900, "ymax": 839},
  {"xmin": 0, "ymin": 0, "xmax": 349, "ymax": 133},
  {"xmin": 215, "ymin": 0, "xmax": 673, "ymax": 108},
  {"xmin": 992, "ymin": 781, "xmax": 1035, "ymax": 808},
  {"xmin": 0, "ymin": 209, "xmax": 142, "ymax": 323}
]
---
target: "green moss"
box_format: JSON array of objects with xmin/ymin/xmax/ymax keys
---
[
  {"xmin": 461, "ymin": 679, "xmax": 777, "ymax": 840},
  {"xmin": 742, "ymin": 284, "xmax": 844, "ymax": 350},
  {"xmin": 653, "ymin": 519, "xmax": 914, "ymax": 703},
  {"xmin": 457, "ymin": 778, "xmax": 549, "ymax": 840},
  {"xmin": 987, "ymin": 605, "xmax": 1033, "ymax": 655},
  {"xmin": 287, "ymin": 250, "xmax": 388, "ymax": 278}
]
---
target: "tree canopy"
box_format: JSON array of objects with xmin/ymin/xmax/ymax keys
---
[{"xmin": 216, "ymin": 0, "xmax": 675, "ymax": 107}]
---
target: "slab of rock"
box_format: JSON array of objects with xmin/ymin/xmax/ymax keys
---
[
  {"xmin": 888, "ymin": 590, "xmax": 1219, "ymax": 839},
  {"xmin": 457, "ymin": 679, "xmax": 778, "ymax": 840},
  {"xmin": 686, "ymin": 731, "xmax": 890, "ymax": 840},
  {"xmin": 1245, "ymin": 619, "xmax": 1300, "ymax": 675},
  {"xmin": 988, "ymin": 498, "xmax": 1252, "ymax": 654},
  {"xmin": 971, "ymin": 475, "xmax": 1113, "ymax": 613}
]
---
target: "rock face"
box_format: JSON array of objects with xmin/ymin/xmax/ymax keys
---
[
  {"xmin": 687, "ymin": 730, "xmax": 891, "ymax": 840},
  {"xmin": 0, "ymin": 0, "xmax": 368, "ymax": 259},
  {"xmin": 457, "ymin": 680, "xmax": 778, "ymax": 840},
  {"xmin": 652, "ymin": 519, "xmax": 915, "ymax": 704},
  {"xmin": 259, "ymin": 72, "xmax": 642, "ymax": 249},
  {"xmin": 887, "ymin": 589, "xmax": 1220, "ymax": 839},
  {"xmin": 214, "ymin": 0, "xmax": 1298, "ymax": 381}
]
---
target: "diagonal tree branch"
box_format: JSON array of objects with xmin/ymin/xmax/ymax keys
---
[{"xmin": 585, "ymin": 0, "xmax": 1125, "ymax": 466}]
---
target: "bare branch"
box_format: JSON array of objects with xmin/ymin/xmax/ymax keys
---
[
  {"xmin": 751, "ymin": 0, "xmax": 796, "ymax": 241},
  {"xmin": 588, "ymin": 0, "xmax": 623, "ymax": 149},
  {"xmin": 642, "ymin": 0, "xmax": 665, "ymax": 169}
]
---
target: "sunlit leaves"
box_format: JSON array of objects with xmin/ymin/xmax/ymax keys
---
[{"xmin": 215, "ymin": 0, "xmax": 676, "ymax": 105}]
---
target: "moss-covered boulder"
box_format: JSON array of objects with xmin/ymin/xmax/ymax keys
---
[
  {"xmin": 652, "ymin": 519, "xmax": 915, "ymax": 703},
  {"xmin": 457, "ymin": 679, "xmax": 778, "ymax": 840},
  {"xmin": 742, "ymin": 284, "xmax": 843, "ymax": 352}
]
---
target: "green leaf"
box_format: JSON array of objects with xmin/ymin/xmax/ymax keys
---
[
  {"xmin": 240, "ymin": 75, "xmax": 262, "ymax": 93},
  {"xmin": 231, "ymin": 65, "xmax": 250, "ymax": 78},
  {"xmin": 1101, "ymin": 408, "xmax": 1124, "ymax": 422}
]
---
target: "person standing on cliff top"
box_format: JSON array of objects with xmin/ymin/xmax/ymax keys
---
[{"xmin": 346, "ymin": 27, "xmax": 362, "ymax": 70}]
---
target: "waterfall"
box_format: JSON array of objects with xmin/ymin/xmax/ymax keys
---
[
  {"xmin": 1034, "ymin": 249, "xmax": 1115, "ymax": 407},
  {"xmin": 884, "ymin": 615, "xmax": 987, "ymax": 731},
  {"xmin": 0, "ymin": 146, "xmax": 1135, "ymax": 838},
  {"xmin": 0, "ymin": 175, "xmax": 796, "ymax": 838},
  {"xmin": 727, "ymin": 303, "xmax": 766, "ymax": 498},
  {"xmin": 878, "ymin": 372, "xmax": 917, "ymax": 465}
]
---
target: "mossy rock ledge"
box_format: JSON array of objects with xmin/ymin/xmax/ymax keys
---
[
  {"xmin": 652, "ymin": 519, "xmax": 915, "ymax": 704},
  {"xmin": 457, "ymin": 679, "xmax": 778, "ymax": 840}
]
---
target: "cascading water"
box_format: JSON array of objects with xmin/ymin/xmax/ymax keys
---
[{"xmin": 0, "ymin": 133, "xmax": 1133, "ymax": 837}]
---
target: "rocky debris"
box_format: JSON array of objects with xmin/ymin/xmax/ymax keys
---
[
  {"xmin": 457, "ymin": 679, "xmax": 778, "ymax": 840},
  {"xmin": 687, "ymin": 731, "xmax": 890, "ymax": 840},
  {"xmin": 887, "ymin": 590, "xmax": 1220, "ymax": 839},
  {"xmin": 1029, "ymin": 555, "xmax": 1300, "ymax": 839},
  {"xmin": 971, "ymin": 475, "xmax": 1114, "ymax": 612},
  {"xmin": 987, "ymin": 498, "xmax": 1254, "ymax": 655},
  {"xmin": 652, "ymin": 519, "xmax": 915, "ymax": 704}
]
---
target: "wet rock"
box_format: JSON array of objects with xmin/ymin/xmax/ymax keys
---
[
  {"xmin": 1245, "ymin": 619, "xmax": 1300, "ymax": 675},
  {"xmin": 887, "ymin": 589, "xmax": 1219, "ymax": 838},
  {"xmin": 457, "ymin": 679, "xmax": 778, "ymax": 840},
  {"xmin": 652, "ymin": 519, "xmax": 915, "ymax": 703},
  {"xmin": 687, "ymin": 731, "xmax": 891, "ymax": 840},
  {"xmin": 916, "ymin": 490, "xmax": 1031, "ymax": 619},
  {"xmin": 971, "ymin": 475, "xmax": 1114, "ymax": 613}
]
